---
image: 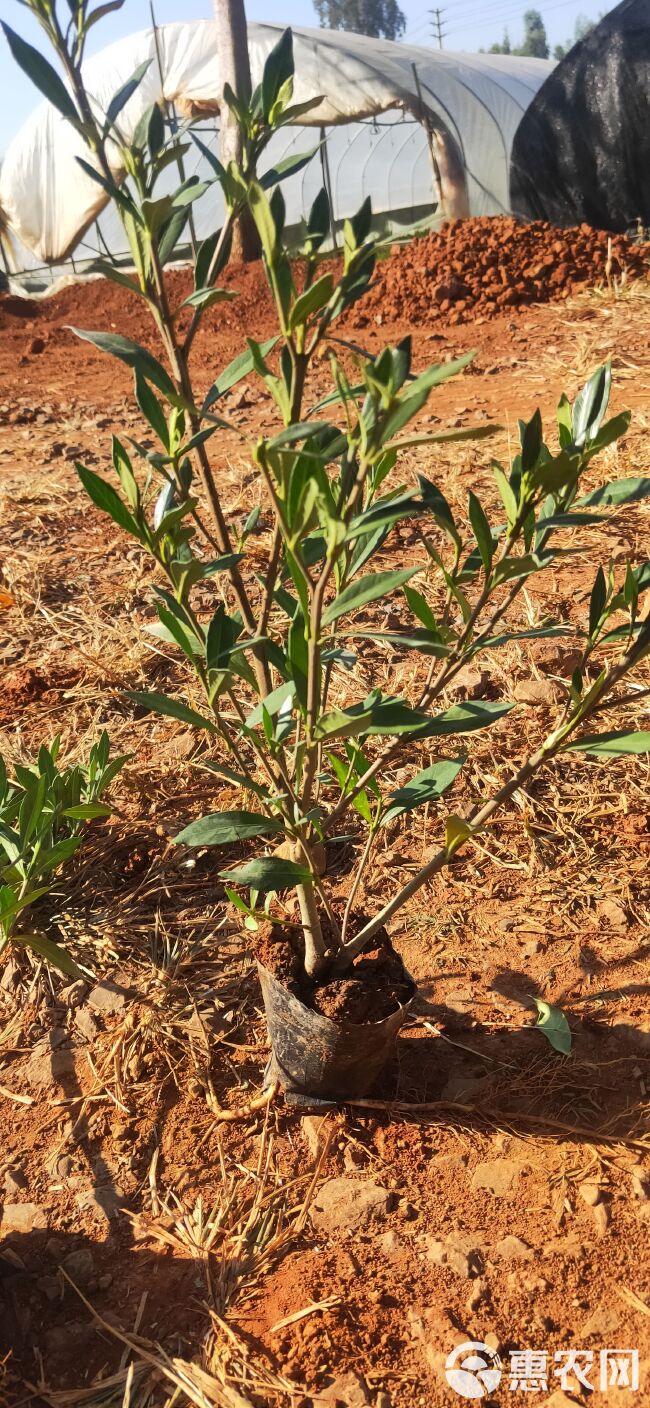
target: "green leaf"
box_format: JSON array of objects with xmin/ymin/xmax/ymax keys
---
[
  {"xmin": 572, "ymin": 362, "xmax": 610, "ymax": 447},
  {"xmin": 425, "ymin": 701, "xmax": 514, "ymax": 737},
  {"xmin": 1, "ymin": 24, "xmax": 81, "ymax": 128},
  {"xmin": 289, "ymin": 274, "xmax": 333, "ymax": 330},
  {"xmin": 12, "ymin": 931, "xmax": 83, "ymax": 980},
  {"xmin": 321, "ymin": 567, "xmax": 419, "ymax": 627},
  {"xmin": 491, "ymin": 553, "xmax": 545, "ymax": 588},
  {"xmin": 61, "ymin": 803, "xmax": 112, "ymax": 820},
  {"xmin": 135, "ymin": 372, "xmax": 169, "ymax": 448},
  {"xmin": 404, "ymin": 585, "xmax": 440, "ymax": 635},
  {"xmin": 383, "ymin": 759, "xmax": 464, "ymax": 826},
  {"xmin": 588, "ymin": 566, "xmax": 607, "ymax": 637},
  {"xmin": 261, "ymin": 146, "xmax": 319, "ymax": 190},
  {"xmin": 249, "ymin": 181, "xmax": 278, "ymax": 264},
  {"xmin": 219, "ymin": 856, "xmax": 312, "ymax": 890},
  {"xmin": 126, "ymin": 691, "xmax": 218, "ymax": 733},
  {"xmin": 533, "ymin": 999, "xmax": 572, "ymax": 1055},
  {"xmin": 577, "ymin": 476, "xmax": 650, "ymax": 509},
  {"xmin": 261, "ymin": 27, "xmax": 294, "ymax": 118},
  {"xmin": 343, "ymin": 629, "xmax": 448, "ymax": 658},
  {"xmin": 69, "ymin": 328, "xmax": 179, "ymax": 403},
  {"xmin": 180, "ymin": 287, "xmax": 238, "ymax": 311},
  {"xmin": 467, "ymin": 491, "xmax": 494, "ymax": 573},
  {"xmin": 202, "ymin": 338, "xmax": 278, "ymax": 413},
  {"xmin": 520, "ymin": 408, "xmax": 543, "ymax": 472},
  {"xmin": 174, "ymin": 811, "xmax": 282, "ymax": 846},
  {"xmin": 245, "ymin": 681, "xmax": 295, "ymax": 729},
  {"xmin": 158, "ymin": 206, "xmax": 191, "ymax": 266},
  {"xmin": 75, "ymin": 464, "xmax": 141, "ymax": 540},
  {"xmin": 104, "ymin": 59, "xmax": 150, "ymax": 129},
  {"xmin": 564, "ymin": 730, "xmax": 650, "ymax": 758}
]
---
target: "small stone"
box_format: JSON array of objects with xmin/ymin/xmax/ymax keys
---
[
  {"xmin": 28, "ymin": 337, "xmax": 46, "ymax": 356},
  {"xmin": 44, "ymin": 1237, "xmax": 65, "ymax": 1259},
  {"xmin": 301, "ymin": 1114, "xmax": 328, "ymax": 1159},
  {"xmin": 75, "ymin": 1185, "xmax": 124, "ymax": 1223},
  {"xmin": 58, "ymin": 980, "xmax": 88, "ymax": 1008},
  {"xmin": 36, "ymin": 1274, "xmax": 61, "ymax": 1302},
  {"xmin": 582, "ymin": 1305, "xmax": 621, "ymax": 1337},
  {"xmin": 440, "ymin": 1072, "xmax": 488, "ymax": 1103},
  {"xmin": 25, "ymin": 1035, "xmax": 76, "ymax": 1090},
  {"xmin": 45, "ymin": 1151, "xmax": 73, "ymax": 1180},
  {"xmin": 75, "ymin": 1007, "xmax": 98, "ymax": 1042},
  {"xmin": 4, "ymin": 1167, "xmax": 27, "ymax": 1197},
  {"xmin": 448, "ymin": 666, "xmax": 487, "ymax": 700},
  {"xmin": 87, "ymin": 980, "xmax": 127, "ymax": 1014},
  {"xmin": 630, "ymin": 1164, "xmax": 650, "ymax": 1200},
  {"xmin": 466, "ymin": 1277, "xmax": 487, "ymax": 1312},
  {"xmin": 470, "ymin": 1159, "xmax": 522, "ymax": 1198},
  {"xmin": 310, "ymin": 1179, "xmax": 392, "ymax": 1235},
  {"xmin": 62, "ymin": 1248, "xmax": 95, "ymax": 1284},
  {"xmin": 0, "ymin": 1203, "xmax": 47, "ymax": 1233},
  {"xmin": 313, "ymin": 1369, "xmax": 370, "ymax": 1406},
  {"xmin": 578, "ymin": 1182, "xmax": 601, "ymax": 1207},
  {"xmin": 98, "ymin": 1272, "xmax": 113, "ymax": 1290},
  {"xmin": 426, "ymin": 1231, "xmax": 483, "ymax": 1279},
  {"xmin": 592, "ymin": 1201, "xmax": 611, "ymax": 1237},
  {"xmin": 513, "ymin": 678, "xmax": 556, "ymax": 706},
  {"xmin": 492, "ymin": 1234, "xmax": 532, "ymax": 1261},
  {"xmin": 597, "ymin": 898, "xmax": 628, "ymax": 929},
  {"xmin": 377, "ymin": 1230, "xmax": 403, "ymax": 1261}
]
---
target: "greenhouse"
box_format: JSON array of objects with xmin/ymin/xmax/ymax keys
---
[{"xmin": 0, "ymin": 21, "xmax": 552, "ymax": 278}]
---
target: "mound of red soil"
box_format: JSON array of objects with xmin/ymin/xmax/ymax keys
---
[
  {"xmin": 1, "ymin": 217, "xmax": 648, "ymax": 356},
  {"xmin": 354, "ymin": 216, "xmax": 650, "ymax": 326}
]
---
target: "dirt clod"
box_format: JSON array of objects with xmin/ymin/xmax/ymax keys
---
[{"xmin": 310, "ymin": 1179, "xmax": 392, "ymax": 1234}]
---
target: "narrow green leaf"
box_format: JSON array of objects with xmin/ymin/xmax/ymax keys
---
[
  {"xmin": 383, "ymin": 759, "xmax": 464, "ymax": 826},
  {"xmin": 2, "ymin": 24, "xmax": 80, "ymax": 127},
  {"xmin": 61, "ymin": 803, "xmax": 112, "ymax": 820},
  {"xmin": 220, "ymin": 856, "xmax": 312, "ymax": 889},
  {"xmin": 245, "ymin": 681, "xmax": 295, "ymax": 729},
  {"xmin": 174, "ymin": 811, "xmax": 282, "ymax": 846},
  {"xmin": 588, "ymin": 566, "xmax": 607, "ymax": 638},
  {"xmin": 322, "ymin": 567, "xmax": 419, "ymax": 627},
  {"xmin": 126, "ymin": 691, "xmax": 218, "ymax": 733},
  {"xmin": 577, "ymin": 476, "xmax": 650, "ymax": 509},
  {"xmin": 69, "ymin": 328, "xmax": 179, "ymax": 402},
  {"xmin": 468, "ymin": 491, "xmax": 494, "ymax": 573},
  {"xmin": 202, "ymin": 338, "xmax": 278, "ymax": 413},
  {"xmin": 533, "ymin": 998, "xmax": 571, "ymax": 1054},
  {"xmin": 12, "ymin": 932, "xmax": 83, "ymax": 981},
  {"xmin": 564, "ymin": 730, "xmax": 650, "ymax": 758},
  {"xmin": 75, "ymin": 465, "xmax": 141, "ymax": 540}
]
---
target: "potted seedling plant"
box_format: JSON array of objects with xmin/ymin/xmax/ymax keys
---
[{"xmin": 6, "ymin": 6, "xmax": 650, "ymax": 1099}]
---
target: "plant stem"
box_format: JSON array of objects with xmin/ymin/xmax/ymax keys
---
[
  {"xmin": 296, "ymin": 882, "xmax": 327, "ymax": 977},
  {"xmin": 333, "ymin": 614, "xmax": 650, "ymax": 968}
]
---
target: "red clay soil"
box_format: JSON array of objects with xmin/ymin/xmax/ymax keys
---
[
  {"xmin": 356, "ymin": 216, "xmax": 650, "ymax": 326},
  {"xmin": 254, "ymin": 920, "xmax": 413, "ymax": 1022},
  {"xmin": 1, "ymin": 217, "xmax": 648, "ymax": 366}
]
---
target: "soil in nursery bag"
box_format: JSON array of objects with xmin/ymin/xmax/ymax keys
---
[{"xmin": 253, "ymin": 914, "xmax": 413, "ymax": 1024}]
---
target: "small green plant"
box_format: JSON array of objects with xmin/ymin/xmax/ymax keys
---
[
  {"xmin": 0, "ymin": 733, "xmax": 127, "ymax": 977},
  {"xmin": 5, "ymin": 8, "xmax": 650, "ymax": 1020}
]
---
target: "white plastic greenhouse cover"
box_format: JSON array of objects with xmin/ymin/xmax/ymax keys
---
[{"xmin": 0, "ymin": 21, "xmax": 552, "ymax": 266}]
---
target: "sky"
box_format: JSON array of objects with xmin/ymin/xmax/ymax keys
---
[{"xmin": 0, "ymin": 0, "xmax": 613, "ymax": 155}]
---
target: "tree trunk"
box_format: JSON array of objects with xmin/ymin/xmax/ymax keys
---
[{"xmin": 213, "ymin": 0, "xmax": 260, "ymax": 262}]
